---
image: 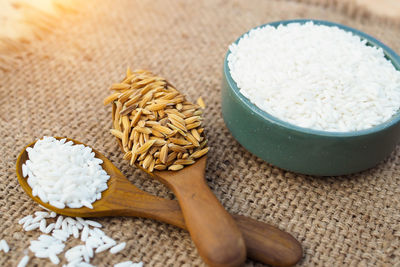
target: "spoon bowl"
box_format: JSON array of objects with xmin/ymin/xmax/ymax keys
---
[
  {"xmin": 16, "ymin": 137, "xmax": 302, "ymax": 267},
  {"xmin": 16, "ymin": 137, "xmax": 184, "ymax": 220}
]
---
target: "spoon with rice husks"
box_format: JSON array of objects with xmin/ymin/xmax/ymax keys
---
[
  {"xmin": 107, "ymin": 70, "xmax": 246, "ymax": 267},
  {"xmin": 17, "ymin": 137, "xmax": 302, "ymax": 267},
  {"xmin": 104, "ymin": 69, "xmax": 302, "ymax": 266}
]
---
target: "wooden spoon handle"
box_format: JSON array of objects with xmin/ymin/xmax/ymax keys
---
[
  {"xmin": 120, "ymin": 195, "xmax": 301, "ymax": 266},
  {"xmin": 109, "ymin": 179, "xmax": 186, "ymax": 228},
  {"xmin": 166, "ymin": 177, "xmax": 246, "ymax": 267},
  {"xmin": 113, "ymin": 183, "xmax": 301, "ymax": 266},
  {"xmin": 231, "ymin": 215, "xmax": 302, "ymax": 267}
]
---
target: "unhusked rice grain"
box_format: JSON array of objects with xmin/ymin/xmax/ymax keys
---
[
  {"xmin": 104, "ymin": 69, "xmax": 209, "ymax": 172},
  {"xmin": 228, "ymin": 22, "xmax": 400, "ymax": 132}
]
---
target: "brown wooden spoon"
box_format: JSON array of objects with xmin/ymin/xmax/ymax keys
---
[
  {"xmin": 145, "ymin": 156, "xmax": 247, "ymax": 267},
  {"xmin": 16, "ymin": 137, "xmax": 302, "ymax": 267}
]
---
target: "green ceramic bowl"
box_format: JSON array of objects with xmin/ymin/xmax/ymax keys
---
[{"xmin": 222, "ymin": 19, "xmax": 400, "ymax": 176}]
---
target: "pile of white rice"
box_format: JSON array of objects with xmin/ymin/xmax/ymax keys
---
[
  {"xmin": 14, "ymin": 137, "xmax": 143, "ymax": 265},
  {"xmin": 11, "ymin": 209, "xmax": 143, "ymax": 267},
  {"xmin": 22, "ymin": 136, "xmax": 110, "ymax": 209},
  {"xmin": 228, "ymin": 22, "xmax": 400, "ymax": 132}
]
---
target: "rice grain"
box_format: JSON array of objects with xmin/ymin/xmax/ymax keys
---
[
  {"xmin": 105, "ymin": 69, "xmax": 209, "ymax": 172},
  {"xmin": 228, "ymin": 22, "xmax": 400, "ymax": 132}
]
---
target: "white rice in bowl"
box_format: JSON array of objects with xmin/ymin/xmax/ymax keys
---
[{"xmin": 227, "ymin": 22, "xmax": 400, "ymax": 132}]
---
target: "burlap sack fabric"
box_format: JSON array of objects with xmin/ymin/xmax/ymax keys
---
[{"xmin": 1, "ymin": 0, "xmax": 399, "ymax": 266}]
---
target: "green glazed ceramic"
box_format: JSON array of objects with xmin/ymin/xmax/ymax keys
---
[{"xmin": 222, "ymin": 19, "xmax": 400, "ymax": 176}]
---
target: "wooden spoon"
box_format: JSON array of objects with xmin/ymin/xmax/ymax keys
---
[
  {"xmin": 142, "ymin": 156, "xmax": 247, "ymax": 267},
  {"xmin": 16, "ymin": 137, "xmax": 302, "ymax": 267}
]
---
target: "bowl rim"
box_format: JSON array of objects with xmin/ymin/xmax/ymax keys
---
[{"xmin": 224, "ymin": 19, "xmax": 400, "ymax": 137}]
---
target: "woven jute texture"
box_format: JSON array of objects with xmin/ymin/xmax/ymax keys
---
[{"xmin": 1, "ymin": 0, "xmax": 399, "ymax": 266}]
